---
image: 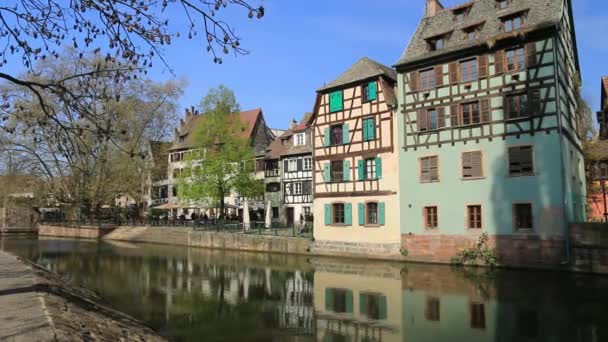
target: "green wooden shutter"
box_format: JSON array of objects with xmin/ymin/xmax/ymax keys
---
[
  {"xmin": 376, "ymin": 157, "xmax": 383, "ymax": 179},
  {"xmin": 368, "ymin": 119, "xmax": 376, "ymax": 140},
  {"xmin": 345, "ymin": 203, "xmax": 352, "ymax": 226},
  {"xmin": 324, "ymin": 127, "xmax": 330, "ymax": 147},
  {"xmin": 343, "ymin": 160, "xmax": 350, "ymax": 181},
  {"xmin": 379, "ymin": 202, "xmax": 386, "ymax": 225},
  {"xmin": 379, "ymin": 295, "xmax": 387, "ymax": 320},
  {"xmin": 358, "ymin": 159, "xmax": 365, "ymax": 180},
  {"xmin": 362, "ymin": 119, "xmax": 369, "ymax": 141},
  {"xmin": 345, "ymin": 290, "xmax": 353, "ymax": 313},
  {"xmin": 358, "ymin": 203, "xmax": 365, "ymax": 225},
  {"xmin": 342, "ymin": 123, "xmax": 350, "ymax": 144},
  {"xmin": 325, "ymin": 288, "xmax": 333, "ymax": 310},
  {"xmin": 359, "ymin": 293, "xmax": 367, "ymax": 316},
  {"xmin": 324, "ymin": 204, "xmax": 331, "ymax": 225},
  {"xmin": 368, "ymin": 82, "xmax": 378, "ymax": 101},
  {"xmin": 329, "ymin": 91, "xmax": 343, "ymax": 112},
  {"xmin": 323, "ymin": 163, "xmax": 330, "ymax": 183}
]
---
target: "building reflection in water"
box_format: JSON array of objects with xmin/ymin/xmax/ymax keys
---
[{"xmin": 1, "ymin": 236, "xmax": 607, "ymax": 342}]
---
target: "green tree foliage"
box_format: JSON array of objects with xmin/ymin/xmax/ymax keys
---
[{"xmin": 178, "ymin": 86, "xmax": 263, "ymax": 219}]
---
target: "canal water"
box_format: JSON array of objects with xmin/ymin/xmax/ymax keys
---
[{"xmin": 1, "ymin": 236, "xmax": 607, "ymax": 342}]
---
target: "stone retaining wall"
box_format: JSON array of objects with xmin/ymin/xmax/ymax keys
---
[
  {"xmin": 570, "ymin": 223, "xmax": 608, "ymax": 274},
  {"xmin": 104, "ymin": 226, "xmax": 311, "ymax": 255},
  {"xmin": 311, "ymin": 240, "xmax": 402, "ymax": 260},
  {"xmin": 39, "ymin": 225, "xmax": 116, "ymax": 239}
]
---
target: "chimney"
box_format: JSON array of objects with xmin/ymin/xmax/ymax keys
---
[
  {"xmin": 426, "ymin": 0, "xmax": 444, "ymax": 18},
  {"xmin": 289, "ymin": 119, "xmax": 297, "ymax": 130},
  {"xmin": 185, "ymin": 107, "xmax": 192, "ymax": 119}
]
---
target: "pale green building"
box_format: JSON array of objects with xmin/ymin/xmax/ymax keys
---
[{"xmin": 396, "ymin": 0, "xmax": 586, "ymax": 267}]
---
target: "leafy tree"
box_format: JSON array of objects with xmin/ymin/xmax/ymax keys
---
[
  {"xmin": 178, "ymin": 85, "xmax": 263, "ymax": 219},
  {"xmin": 1, "ymin": 51, "xmax": 183, "ymax": 217},
  {"xmin": 0, "ymin": 0, "xmax": 264, "ymax": 146}
]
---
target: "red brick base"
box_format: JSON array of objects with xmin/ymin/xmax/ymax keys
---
[{"xmin": 401, "ymin": 233, "xmax": 566, "ymax": 268}]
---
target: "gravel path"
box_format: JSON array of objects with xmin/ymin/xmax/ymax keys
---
[{"xmin": 0, "ymin": 250, "xmax": 166, "ymax": 342}]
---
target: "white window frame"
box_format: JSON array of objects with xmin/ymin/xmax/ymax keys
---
[
  {"xmin": 288, "ymin": 159, "xmax": 298, "ymax": 172},
  {"xmin": 294, "ymin": 182, "xmax": 303, "ymax": 195},
  {"xmin": 294, "ymin": 133, "xmax": 306, "ymax": 146},
  {"xmin": 303, "ymin": 157, "xmax": 312, "ymax": 170}
]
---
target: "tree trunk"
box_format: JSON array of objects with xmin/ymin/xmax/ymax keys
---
[{"xmin": 220, "ymin": 197, "xmax": 225, "ymax": 221}]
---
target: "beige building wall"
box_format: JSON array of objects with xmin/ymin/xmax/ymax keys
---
[{"xmin": 312, "ymin": 78, "xmax": 401, "ymax": 250}]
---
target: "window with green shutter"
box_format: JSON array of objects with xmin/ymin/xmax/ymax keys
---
[
  {"xmin": 379, "ymin": 202, "xmax": 386, "ymax": 225},
  {"xmin": 324, "ymin": 204, "xmax": 331, "ymax": 225},
  {"xmin": 358, "ymin": 203, "xmax": 365, "ymax": 225},
  {"xmin": 363, "ymin": 118, "xmax": 375, "ymax": 141},
  {"xmin": 345, "ymin": 203, "xmax": 352, "ymax": 226},
  {"xmin": 329, "ymin": 91, "xmax": 343, "ymax": 112},
  {"xmin": 376, "ymin": 157, "xmax": 383, "ymax": 179},
  {"xmin": 360, "ymin": 292, "xmax": 388, "ymax": 320},
  {"xmin": 343, "ymin": 160, "xmax": 350, "ymax": 181},
  {"xmin": 358, "ymin": 160, "xmax": 365, "ymax": 180},
  {"xmin": 325, "ymin": 288, "xmax": 352, "ymax": 313},
  {"xmin": 363, "ymin": 81, "xmax": 378, "ymax": 102},
  {"xmin": 323, "ymin": 163, "xmax": 331, "ymax": 183},
  {"xmin": 342, "ymin": 123, "xmax": 350, "ymax": 144}
]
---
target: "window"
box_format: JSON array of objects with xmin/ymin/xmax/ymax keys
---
[
  {"xmin": 467, "ymin": 205, "xmax": 482, "ymax": 229},
  {"xmin": 514, "ymin": 203, "xmax": 533, "ymax": 230},
  {"xmin": 266, "ymin": 183, "xmax": 280, "ymax": 192},
  {"xmin": 462, "ymin": 151, "xmax": 483, "ymax": 179},
  {"xmin": 503, "ymin": 15, "xmax": 523, "ymax": 32},
  {"xmin": 461, "ymin": 101, "xmax": 480, "ymax": 126},
  {"xmin": 272, "ymin": 207, "xmax": 279, "ymax": 219},
  {"xmin": 497, "ymin": 0, "xmax": 511, "ymax": 9},
  {"xmin": 465, "ymin": 27, "xmax": 479, "ymax": 40},
  {"xmin": 331, "ymin": 160, "xmax": 344, "ymax": 182},
  {"xmin": 460, "ymin": 59, "xmax": 478, "ymax": 82},
  {"xmin": 420, "ymin": 156, "xmax": 439, "ymax": 183},
  {"xmin": 303, "ymin": 157, "xmax": 312, "ymax": 171},
  {"xmin": 425, "ymin": 297, "xmax": 440, "ymax": 322},
  {"xmin": 506, "ymin": 47, "xmax": 525, "ymax": 71},
  {"xmin": 325, "ymin": 288, "xmax": 352, "ymax": 313},
  {"xmin": 329, "ymin": 91, "xmax": 343, "ymax": 112},
  {"xmin": 424, "ymin": 206, "xmax": 438, "ymax": 229},
  {"xmin": 179, "ymin": 135, "xmax": 186, "ymax": 143},
  {"xmin": 255, "ymin": 159, "xmax": 265, "ymax": 172},
  {"xmin": 362, "ymin": 81, "xmax": 377, "ymax": 102},
  {"xmin": 330, "ymin": 125, "xmax": 343, "ymax": 146},
  {"xmin": 288, "ymin": 159, "xmax": 298, "ymax": 172},
  {"xmin": 419, "ymin": 108, "xmax": 445, "ymax": 132},
  {"xmin": 420, "ymin": 68, "xmax": 436, "ymax": 90},
  {"xmin": 506, "ymin": 93, "xmax": 528, "ymax": 119},
  {"xmin": 265, "ymin": 160, "xmax": 279, "ymax": 177},
  {"xmin": 360, "ymin": 292, "xmax": 387, "ymax": 320},
  {"xmin": 508, "ymin": 146, "xmax": 534, "ymax": 176},
  {"xmin": 428, "ymin": 37, "xmax": 445, "ymax": 51},
  {"xmin": 454, "ymin": 9, "xmax": 468, "ymax": 23},
  {"xmin": 362, "ymin": 117, "xmax": 375, "ymax": 141},
  {"xmin": 294, "ymin": 182, "xmax": 303, "ymax": 195},
  {"xmin": 367, "ymin": 202, "xmax": 378, "ymax": 225},
  {"xmin": 294, "ymin": 133, "xmax": 305, "ymax": 146},
  {"xmin": 172, "ymin": 185, "xmax": 178, "ymax": 197},
  {"xmin": 365, "ymin": 158, "xmax": 377, "ymax": 180},
  {"xmin": 470, "ymin": 302, "xmax": 486, "ymax": 329},
  {"xmin": 333, "ymin": 203, "xmax": 345, "ymax": 224}
]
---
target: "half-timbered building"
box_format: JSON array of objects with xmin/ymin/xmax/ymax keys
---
[
  {"xmin": 311, "ymin": 57, "xmax": 401, "ymax": 256},
  {"xmin": 396, "ymin": 0, "xmax": 586, "ymax": 267},
  {"xmin": 264, "ymin": 115, "xmax": 314, "ymax": 225}
]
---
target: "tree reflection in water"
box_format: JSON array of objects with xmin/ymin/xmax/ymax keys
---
[{"xmin": 1, "ymin": 236, "xmax": 607, "ymax": 342}]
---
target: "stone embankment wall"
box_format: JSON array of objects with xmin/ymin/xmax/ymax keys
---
[
  {"xmin": 570, "ymin": 223, "xmax": 608, "ymax": 274},
  {"xmin": 38, "ymin": 224, "xmax": 116, "ymax": 239},
  {"xmin": 104, "ymin": 226, "xmax": 311, "ymax": 255},
  {"xmin": 0, "ymin": 250, "xmax": 165, "ymax": 341},
  {"xmin": 0, "ymin": 207, "xmax": 38, "ymax": 233}
]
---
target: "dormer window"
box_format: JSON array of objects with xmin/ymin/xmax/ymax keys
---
[
  {"xmin": 453, "ymin": 6, "xmax": 471, "ymax": 23},
  {"xmin": 497, "ymin": 0, "xmax": 511, "ymax": 9},
  {"xmin": 502, "ymin": 14, "xmax": 524, "ymax": 32},
  {"xmin": 464, "ymin": 27, "xmax": 480, "ymax": 40},
  {"xmin": 362, "ymin": 81, "xmax": 378, "ymax": 103},
  {"xmin": 294, "ymin": 133, "xmax": 305, "ymax": 146},
  {"xmin": 428, "ymin": 36, "xmax": 446, "ymax": 51}
]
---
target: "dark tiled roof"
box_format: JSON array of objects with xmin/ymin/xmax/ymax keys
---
[
  {"xmin": 169, "ymin": 108, "xmax": 263, "ymax": 151},
  {"xmin": 395, "ymin": 0, "xmax": 563, "ymax": 67},
  {"xmin": 317, "ymin": 57, "xmax": 397, "ymax": 92}
]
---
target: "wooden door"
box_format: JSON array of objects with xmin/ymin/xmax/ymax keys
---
[{"xmin": 286, "ymin": 208, "xmax": 294, "ymax": 225}]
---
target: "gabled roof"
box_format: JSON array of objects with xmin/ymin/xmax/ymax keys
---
[
  {"xmin": 170, "ymin": 108, "xmax": 263, "ymax": 151},
  {"xmin": 265, "ymin": 114, "xmax": 312, "ymax": 160},
  {"xmin": 317, "ymin": 57, "xmax": 397, "ymax": 92},
  {"xmin": 395, "ymin": 0, "xmax": 564, "ymax": 67}
]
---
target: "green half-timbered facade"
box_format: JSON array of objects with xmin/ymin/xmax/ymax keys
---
[{"xmin": 396, "ymin": 0, "xmax": 586, "ymax": 267}]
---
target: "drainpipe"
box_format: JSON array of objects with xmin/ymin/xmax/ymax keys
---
[{"xmin": 552, "ymin": 29, "xmax": 571, "ymax": 264}]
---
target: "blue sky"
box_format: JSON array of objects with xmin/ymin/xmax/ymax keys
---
[
  {"xmin": 4, "ymin": 0, "xmax": 608, "ymax": 130},
  {"xmin": 146, "ymin": 0, "xmax": 607, "ymax": 130}
]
